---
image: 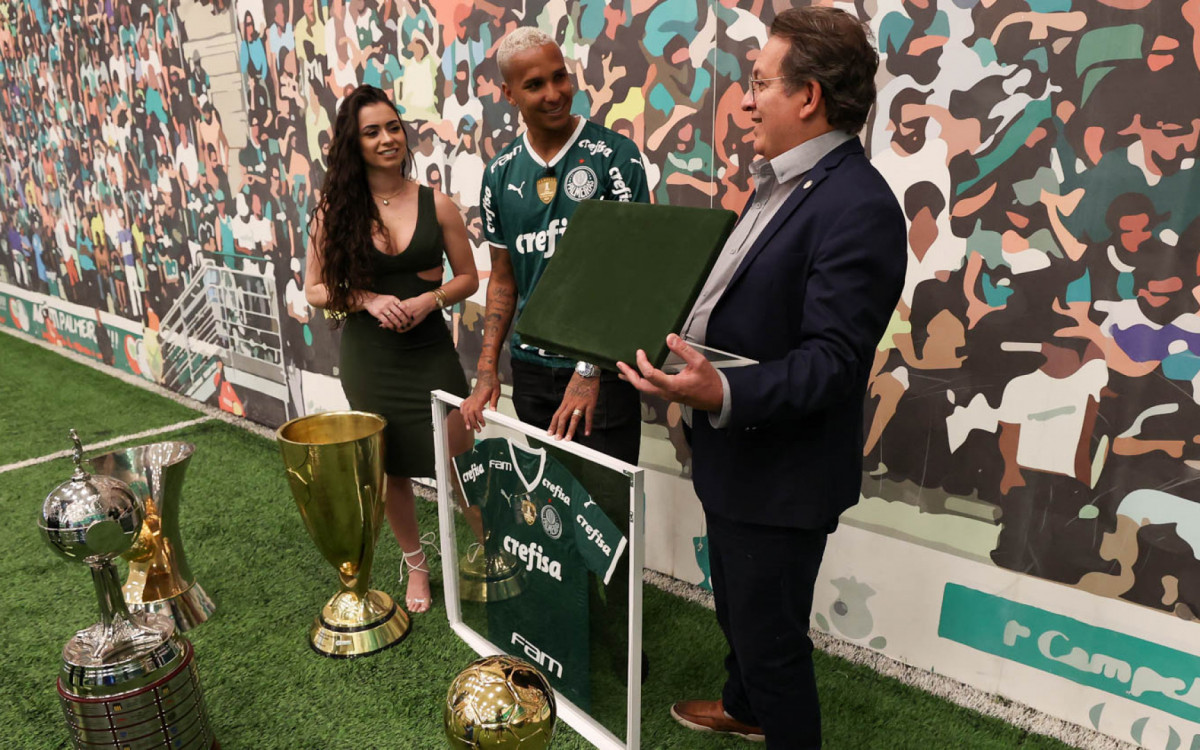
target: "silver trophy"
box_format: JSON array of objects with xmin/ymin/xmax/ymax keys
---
[{"xmin": 40, "ymin": 430, "xmax": 217, "ymax": 749}]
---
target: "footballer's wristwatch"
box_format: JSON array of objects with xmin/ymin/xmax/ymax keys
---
[{"xmin": 574, "ymin": 361, "xmax": 599, "ymax": 379}]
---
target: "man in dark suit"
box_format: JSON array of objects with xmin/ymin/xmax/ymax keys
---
[{"xmin": 618, "ymin": 7, "xmax": 906, "ymax": 748}]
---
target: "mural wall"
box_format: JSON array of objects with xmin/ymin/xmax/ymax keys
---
[{"xmin": 3, "ymin": 0, "xmax": 1200, "ymax": 745}]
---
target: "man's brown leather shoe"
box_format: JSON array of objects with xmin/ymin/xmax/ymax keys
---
[{"xmin": 670, "ymin": 699, "xmax": 765, "ymax": 742}]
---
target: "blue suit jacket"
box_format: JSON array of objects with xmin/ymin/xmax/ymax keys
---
[{"xmin": 691, "ymin": 138, "xmax": 907, "ymax": 529}]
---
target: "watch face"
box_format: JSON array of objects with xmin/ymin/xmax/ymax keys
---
[{"xmin": 575, "ymin": 362, "xmax": 597, "ymax": 378}]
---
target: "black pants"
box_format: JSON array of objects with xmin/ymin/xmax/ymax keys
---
[
  {"xmin": 509, "ymin": 358, "xmax": 641, "ymax": 464},
  {"xmin": 707, "ymin": 510, "xmax": 831, "ymax": 750}
]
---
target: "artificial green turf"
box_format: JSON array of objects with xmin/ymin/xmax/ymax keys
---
[
  {"xmin": 0, "ymin": 350, "xmax": 1077, "ymax": 749},
  {"xmin": 0, "ymin": 331, "xmax": 201, "ymax": 466}
]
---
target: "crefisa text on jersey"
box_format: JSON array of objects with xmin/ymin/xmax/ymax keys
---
[
  {"xmin": 503, "ymin": 536, "xmax": 564, "ymax": 581},
  {"xmin": 541, "ymin": 477, "xmax": 572, "ymax": 506},
  {"xmin": 481, "ymin": 185, "xmax": 497, "ymax": 234},
  {"xmin": 576, "ymin": 515, "xmax": 612, "ymax": 556},
  {"xmin": 514, "ymin": 218, "xmax": 568, "ymax": 257},
  {"xmin": 462, "ymin": 462, "xmax": 485, "ymax": 484},
  {"xmin": 608, "ymin": 166, "xmax": 632, "ymax": 201},
  {"xmin": 576, "ymin": 138, "xmax": 613, "ymax": 158}
]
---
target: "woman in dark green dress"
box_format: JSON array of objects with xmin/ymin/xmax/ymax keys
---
[{"xmin": 305, "ymin": 85, "xmax": 477, "ymax": 614}]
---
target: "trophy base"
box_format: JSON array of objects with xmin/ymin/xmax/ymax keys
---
[
  {"xmin": 310, "ymin": 589, "xmax": 410, "ymax": 658},
  {"xmin": 58, "ymin": 638, "xmax": 218, "ymax": 749},
  {"xmin": 61, "ymin": 612, "xmax": 179, "ymax": 695},
  {"xmin": 458, "ymin": 550, "xmax": 524, "ymax": 603},
  {"xmin": 126, "ymin": 582, "xmax": 216, "ymax": 633}
]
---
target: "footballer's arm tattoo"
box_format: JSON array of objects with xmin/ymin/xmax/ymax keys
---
[{"xmin": 477, "ymin": 245, "xmax": 518, "ymax": 385}]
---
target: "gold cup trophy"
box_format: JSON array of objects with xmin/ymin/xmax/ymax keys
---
[
  {"xmin": 87, "ymin": 441, "xmax": 216, "ymax": 632},
  {"xmin": 276, "ymin": 411, "xmax": 409, "ymax": 658}
]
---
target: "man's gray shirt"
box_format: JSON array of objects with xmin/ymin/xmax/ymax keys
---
[{"xmin": 682, "ymin": 129, "xmax": 856, "ymax": 427}]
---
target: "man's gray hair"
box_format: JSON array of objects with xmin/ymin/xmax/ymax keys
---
[{"xmin": 497, "ymin": 27, "xmax": 558, "ymax": 80}]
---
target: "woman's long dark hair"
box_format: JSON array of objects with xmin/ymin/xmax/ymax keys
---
[{"xmin": 310, "ymin": 84, "xmax": 413, "ymax": 321}]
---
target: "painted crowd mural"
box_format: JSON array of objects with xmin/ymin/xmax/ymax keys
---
[
  {"xmin": 3, "ymin": 0, "xmax": 1200, "ymax": 742},
  {"xmin": 863, "ymin": 0, "xmax": 1200, "ymax": 617}
]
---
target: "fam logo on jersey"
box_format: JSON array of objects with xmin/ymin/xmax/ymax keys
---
[
  {"xmin": 503, "ymin": 536, "xmax": 563, "ymax": 580},
  {"xmin": 576, "ymin": 514, "xmax": 613, "ymax": 556},
  {"xmin": 512, "ymin": 632, "xmax": 563, "ymax": 678},
  {"xmin": 488, "ymin": 143, "xmax": 523, "ymax": 174},
  {"xmin": 564, "ymin": 165, "xmax": 598, "ymax": 201},
  {"xmin": 541, "ymin": 504, "xmax": 563, "ymax": 539}
]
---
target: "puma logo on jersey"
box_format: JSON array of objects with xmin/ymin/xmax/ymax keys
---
[
  {"xmin": 507, "ymin": 181, "xmax": 525, "ymax": 198},
  {"xmin": 541, "ymin": 478, "xmax": 572, "ymax": 506},
  {"xmin": 608, "ymin": 167, "xmax": 632, "ymax": 202},
  {"xmin": 512, "ymin": 632, "xmax": 563, "ymax": 678},
  {"xmin": 503, "ymin": 536, "xmax": 563, "ymax": 581},
  {"xmin": 576, "ymin": 515, "xmax": 612, "ymax": 556},
  {"xmin": 515, "ymin": 218, "xmax": 568, "ymax": 257},
  {"xmin": 462, "ymin": 462, "xmax": 485, "ymax": 483}
]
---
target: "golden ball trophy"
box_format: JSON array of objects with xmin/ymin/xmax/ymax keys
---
[
  {"xmin": 39, "ymin": 430, "xmax": 217, "ymax": 749},
  {"xmin": 276, "ymin": 411, "xmax": 409, "ymax": 658},
  {"xmin": 444, "ymin": 655, "xmax": 556, "ymax": 749}
]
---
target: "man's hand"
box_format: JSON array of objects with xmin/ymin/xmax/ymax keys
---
[
  {"xmin": 617, "ymin": 334, "xmax": 723, "ymax": 411},
  {"xmin": 461, "ymin": 369, "xmax": 501, "ymax": 431},
  {"xmin": 548, "ymin": 373, "xmax": 600, "ymax": 441}
]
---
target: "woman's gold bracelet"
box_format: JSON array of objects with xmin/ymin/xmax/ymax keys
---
[{"xmin": 433, "ymin": 288, "xmax": 449, "ymax": 309}]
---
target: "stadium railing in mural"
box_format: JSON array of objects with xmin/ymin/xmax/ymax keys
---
[{"xmin": 158, "ymin": 255, "xmax": 288, "ymax": 412}]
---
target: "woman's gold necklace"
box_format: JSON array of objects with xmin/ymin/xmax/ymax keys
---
[{"xmin": 373, "ymin": 186, "xmax": 404, "ymax": 206}]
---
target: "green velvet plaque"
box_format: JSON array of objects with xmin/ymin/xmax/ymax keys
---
[{"xmin": 515, "ymin": 200, "xmax": 737, "ymax": 371}]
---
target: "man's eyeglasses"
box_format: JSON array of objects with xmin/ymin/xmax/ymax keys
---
[{"xmin": 748, "ymin": 75, "xmax": 788, "ymax": 104}]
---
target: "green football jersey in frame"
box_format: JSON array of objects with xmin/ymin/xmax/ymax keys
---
[
  {"xmin": 481, "ymin": 118, "xmax": 650, "ymax": 368},
  {"xmin": 455, "ymin": 437, "xmax": 628, "ymax": 708}
]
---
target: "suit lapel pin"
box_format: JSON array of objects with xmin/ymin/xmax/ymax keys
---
[{"xmin": 803, "ymin": 180, "xmax": 813, "ymax": 189}]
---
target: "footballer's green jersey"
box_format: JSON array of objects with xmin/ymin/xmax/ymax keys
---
[
  {"xmin": 455, "ymin": 438, "xmax": 628, "ymax": 709},
  {"xmin": 481, "ymin": 118, "xmax": 650, "ymax": 368}
]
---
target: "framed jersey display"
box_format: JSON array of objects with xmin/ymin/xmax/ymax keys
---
[{"xmin": 431, "ymin": 390, "xmax": 645, "ymax": 750}]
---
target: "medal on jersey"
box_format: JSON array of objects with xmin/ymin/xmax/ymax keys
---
[
  {"xmin": 536, "ymin": 175, "xmax": 557, "ymax": 204},
  {"xmin": 521, "ymin": 495, "xmax": 538, "ymax": 526}
]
